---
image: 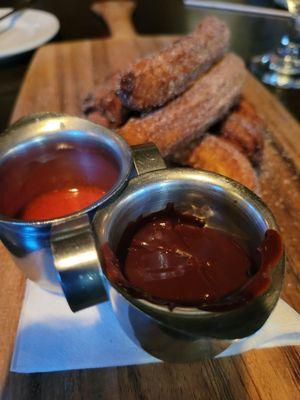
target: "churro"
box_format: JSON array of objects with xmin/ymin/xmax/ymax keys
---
[
  {"xmin": 117, "ymin": 17, "xmax": 230, "ymax": 111},
  {"xmin": 83, "ymin": 73, "xmax": 128, "ymax": 128},
  {"xmin": 119, "ymin": 53, "xmax": 246, "ymax": 157},
  {"xmin": 220, "ymin": 99, "xmax": 265, "ymax": 166},
  {"xmin": 187, "ymin": 135, "xmax": 259, "ymax": 192}
]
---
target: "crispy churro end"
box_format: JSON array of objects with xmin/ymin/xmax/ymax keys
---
[{"xmin": 188, "ymin": 135, "xmax": 260, "ymax": 193}]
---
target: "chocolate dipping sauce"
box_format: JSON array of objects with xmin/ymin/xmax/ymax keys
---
[{"xmin": 102, "ymin": 207, "xmax": 283, "ymax": 310}]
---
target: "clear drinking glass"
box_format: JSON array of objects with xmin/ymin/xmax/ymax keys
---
[{"xmin": 251, "ymin": 0, "xmax": 300, "ymax": 88}]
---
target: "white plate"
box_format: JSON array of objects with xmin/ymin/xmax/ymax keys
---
[{"xmin": 0, "ymin": 8, "xmax": 60, "ymax": 59}]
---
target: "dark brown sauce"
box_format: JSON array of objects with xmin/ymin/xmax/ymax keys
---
[{"xmin": 101, "ymin": 207, "xmax": 283, "ymax": 311}]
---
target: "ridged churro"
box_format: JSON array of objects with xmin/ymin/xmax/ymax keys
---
[
  {"xmin": 187, "ymin": 135, "xmax": 259, "ymax": 192},
  {"xmin": 83, "ymin": 72, "xmax": 127, "ymax": 128},
  {"xmin": 82, "ymin": 16, "xmax": 264, "ymax": 194},
  {"xmin": 119, "ymin": 53, "xmax": 246, "ymax": 157},
  {"xmin": 117, "ymin": 17, "xmax": 230, "ymax": 111},
  {"xmin": 220, "ymin": 99, "xmax": 265, "ymax": 166}
]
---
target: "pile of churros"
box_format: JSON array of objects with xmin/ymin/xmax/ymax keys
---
[{"xmin": 83, "ymin": 16, "xmax": 265, "ymax": 193}]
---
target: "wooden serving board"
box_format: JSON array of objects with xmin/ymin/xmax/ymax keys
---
[{"xmin": 1, "ymin": 2, "xmax": 300, "ymax": 399}]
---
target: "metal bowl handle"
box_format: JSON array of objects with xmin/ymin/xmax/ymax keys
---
[
  {"xmin": 51, "ymin": 143, "xmax": 165, "ymax": 312},
  {"xmin": 51, "ymin": 214, "xmax": 106, "ymax": 312},
  {"xmin": 131, "ymin": 143, "xmax": 166, "ymax": 176}
]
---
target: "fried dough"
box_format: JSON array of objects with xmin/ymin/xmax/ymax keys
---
[
  {"xmin": 118, "ymin": 17, "xmax": 230, "ymax": 111},
  {"xmin": 220, "ymin": 99, "xmax": 265, "ymax": 166},
  {"xmin": 83, "ymin": 73, "xmax": 127, "ymax": 128},
  {"xmin": 119, "ymin": 53, "xmax": 246, "ymax": 157},
  {"xmin": 188, "ymin": 135, "xmax": 259, "ymax": 192}
]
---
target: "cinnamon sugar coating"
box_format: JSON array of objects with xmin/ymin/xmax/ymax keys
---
[
  {"xmin": 220, "ymin": 99, "xmax": 265, "ymax": 166},
  {"xmin": 118, "ymin": 17, "xmax": 230, "ymax": 111},
  {"xmin": 188, "ymin": 135, "xmax": 259, "ymax": 193},
  {"xmin": 119, "ymin": 53, "xmax": 246, "ymax": 157},
  {"xmin": 83, "ymin": 72, "xmax": 127, "ymax": 128}
]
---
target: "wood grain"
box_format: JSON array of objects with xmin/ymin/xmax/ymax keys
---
[
  {"xmin": 0, "ymin": 248, "xmax": 23, "ymax": 397},
  {"xmin": 3, "ymin": 348, "xmax": 300, "ymax": 400},
  {"xmin": 1, "ymin": 4, "xmax": 300, "ymax": 398},
  {"xmin": 91, "ymin": 1, "xmax": 136, "ymax": 39}
]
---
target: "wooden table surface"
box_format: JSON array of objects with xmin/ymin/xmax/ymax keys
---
[{"xmin": 1, "ymin": 2, "xmax": 300, "ymax": 399}]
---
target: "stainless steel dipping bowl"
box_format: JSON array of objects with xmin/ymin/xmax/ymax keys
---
[{"xmin": 94, "ymin": 168, "xmax": 285, "ymax": 362}]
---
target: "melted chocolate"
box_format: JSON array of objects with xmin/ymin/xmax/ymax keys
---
[{"xmin": 101, "ymin": 208, "xmax": 283, "ymax": 311}]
